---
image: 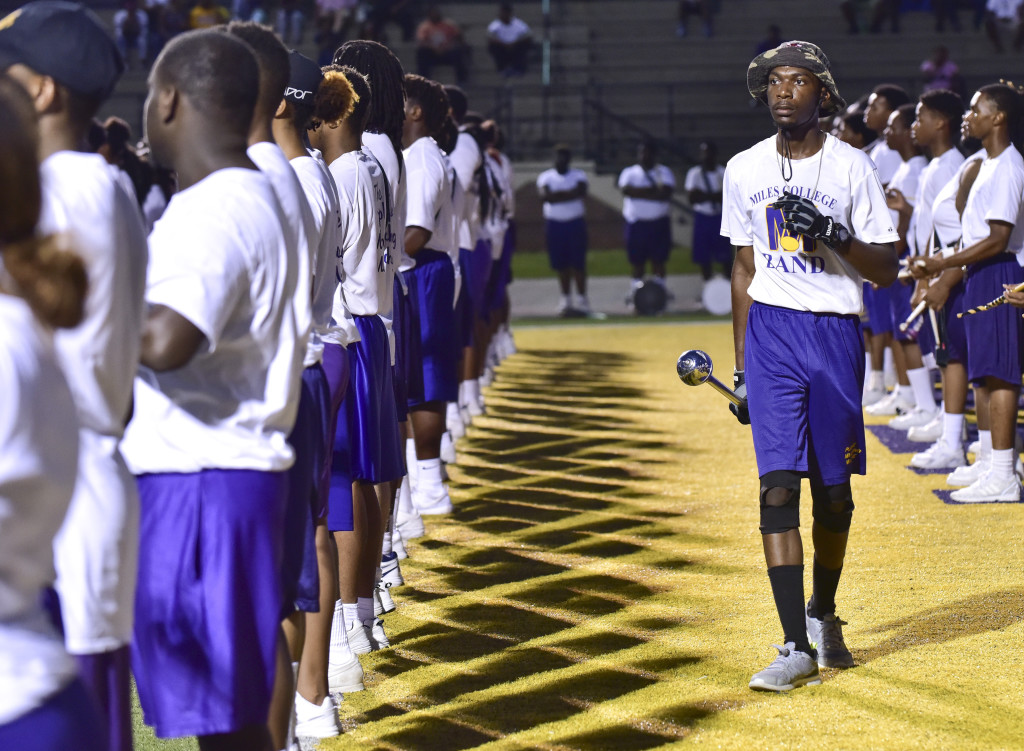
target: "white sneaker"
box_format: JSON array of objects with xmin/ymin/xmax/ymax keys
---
[
  {"xmin": 345, "ymin": 617, "xmax": 373, "ymax": 654},
  {"xmin": 480, "ymin": 366, "xmax": 494, "ymax": 387},
  {"xmin": 907, "ymin": 411, "xmax": 943, "ymax": 442},
  {"xmin": 412, "ymin": 484, "xmax": 454, "ymax": 515},
  {"xmin": 327, "ymin": 651, "xmax": 364, "ymax": 694},
  {"xmin": 396, "ymin": 509, "xmax": 425, "ymax": 539},
  {"xmin": 294, "ymin": 693, "xmax": 341, "ymax": 739},
  {"xmin": 910, "ymin": 441, "xmax": 967, "ymax": 469},
  {"xmin": 889, "ymin": 407, "xmax": 938, "ymax": 430},
  {"xmin": 865, "ymin": 390, "xmax": 914, "ymax": 417},
  {"xmin": 440, "ymin": 431, "xmax": 456, "ymax": 464},
  {"xmin": 947, "ymin": 458, "xmax": 989, "ymax": 487},
  {"xmin": 373, "ymin": 587, "xmax": 386, "ymax": 617},
  {"xmin": 381, "ymin": 552, "xmax": 404, "ymax": 588},
  {"xmin": 967, "ymin": 439, "xmax": 980, "ymax": 455},
  {"xmin": 367, "ymin": 618, "xmax": 390, "ymax": 649},
  {"xmin": 393, "ymin": 527, "xmax": 408, "ymax": 560},
  {"xmin": 377, "ymin": 583, "xmax": 396, "ymax": 613},
  {"xmin": 446, "ymin": 402, "xmax": 465, "ymax": 440},
  {"xmin": 862, "ymin": 385, "xmax": 887, "ymax": 407},
  {"xmin": 465, "ymin": 397, "xmax": 484, "ymax": 417},
  {"xmin": 460, "ymin": 404, "xmax": 472, "ymax": 428},
  {"xmin": 950, "ymin": 472, "xmax": 1022, "ymax": 503}
]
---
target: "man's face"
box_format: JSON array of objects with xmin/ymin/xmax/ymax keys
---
[
  {"xmin": 883, "ymin": 109, "xmax": 908, "ymax": 151},
  {"xmin": 963, "ymin": 90, "xmax": 998, "ymax": 142},
  {"xmin": 766, "ymin": 66, "xmax": 824, "ymax": 130},
  {"xmin": 638, "ymin": 143, "xmax": 654, "ymax": 167},
  {"xmin": 911, "ymin": 102, "xmax": 941, "ymax": 148},
  {"xmin": 554, "ymin": 150, "xmax": 570, "ymax": 172},
  {"xmin": 864, "ymin": 93, "xmax": 892, "ymax": 133}
]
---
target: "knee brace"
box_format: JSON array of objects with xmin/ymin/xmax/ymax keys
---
[
  {"xmin": 759, "ymin": 470, "xmax": 801, "ymax": 534},
  {"xmin": 811, "ymin": 480, "xmax": 854, "ymax": 533}
]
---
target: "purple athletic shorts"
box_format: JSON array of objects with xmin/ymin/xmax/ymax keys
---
[
  {"xmin": 545, "ymin": 217, "xmax": 587, "ymax": 271},
  {"xmin": 964, "ymin": 253, "xmax": 1024, "ymax": 384},
  {"xmin": 745, "ymin": 302, "xmax": 867, "ymax": 485},
  {"xmin": 0, "ymin": 679, "xmax": 105, "ymax": 751},
  {"xmin": 409, "ymin": 249, "xmax": 459, "ymax": 406},
  {"xmin": 627, "ymin": 215, "xmax": 672, "ymax": 266}
]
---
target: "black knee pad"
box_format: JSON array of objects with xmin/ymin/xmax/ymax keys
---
[
  {"xmin": 811, "ymin": 480, "xmax": 854, "ymax": 533},
  {"xmin": 758, "ymin": 470, "xmax": 801, "ymax": 534}
]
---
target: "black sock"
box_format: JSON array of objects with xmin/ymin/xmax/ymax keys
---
[
  {"xmin": 767, "ymin": 564, "xmax": 811, "ymax": 653},
  {"xmin": 808, "ymin": 559, "xmax": 843, "ymax": 619}
]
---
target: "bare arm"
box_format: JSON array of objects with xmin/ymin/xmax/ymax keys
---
[
  {"xmin": 623, "ymin": 184, "xmax": 674, "ymax": 200},
  {"xmin": 540, "ymin": 182, "xmax": 587, "ymax": 203},
  {"xmin": 832, "ymin": 235, "xmax": 899, "ymax": 287},
  {"xmin": 922, "ymin": 221, "xmax": 1014, "ymax": 274},
  {"xmin": 731, "ymin": 245, "xmax": 755, "ymax": 369},
  {"xmin": 140, "ymin": 304, "xmax": 206, "ymax": 372},
  {"xmin": 404, "ymin": 226, "xmax": 432, "ymax": 257}
]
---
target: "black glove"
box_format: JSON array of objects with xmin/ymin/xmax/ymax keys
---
[
  {"xmin": 730, "ymin": 369, "xmax": 750, "ymax": 425},
  {"xmin": 770, "ymin": 194, "xmax": 850, "ymax": 250}
]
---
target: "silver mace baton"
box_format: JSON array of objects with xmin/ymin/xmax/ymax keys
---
[{"xmin": 676, "ymin": 349, "xmax": 743, "ymax": 406}]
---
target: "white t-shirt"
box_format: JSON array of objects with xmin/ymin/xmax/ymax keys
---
[
  {"xmin": 911, "ymin": 147, "xmax": 965, "ymax": 256},
  {"xmin": 537, "ymin": 167, "xmax": 588, "ymax": 221},
  {"xmin": 988, "ymin": 0, "xmax": 1024, "ymax": 21},
  {"xmin": 488, "ymin": 15, "xmax": 530, "ymax": 43},
  {"xmin": 248, "ymin": 142, "xmax": 314, "ymax": 367},
  {"xmin": 450, "ymin": 130, "xmax": 482, "ymax": 249},
  {"xmin": 292, "ymin": 150, "xmax": 342, "ymax": 365},
  {"xmin": 961, "ymin": 144, "xmax": 1024, "ymax": 254},
  {"xmin": 497, "ymin": 151, "xmax": 515, "ymax": 218},
  {"xmin": 363, "ymin": 131, "xmax": 409, "ymax": 273},
  {"xmin": 38, "ymin": 152, "xmax": 148, "ymax": 439},
  {"xmin": 887, "ymin": 153, "xmax": 927, "ymax": 232},
  {"xmin": 869, "ymin": 140, "xmax": 904, "ymax": 186},
  {"xmin": 328, "ymin": 150, "xmax": 392, "ymax": 317},
  {"xmin": 620, "ymin": 163, "xmax": 676, "ymax": 222},
  {"xmin": 483, "ymin": 151, "xmax": 512, "ymax": 259},
  {"xmin": 0, "ymin": 295, "xmax": 80, "ymax": 725},
  {"xmin": 405, "ymin": 136, "xmax": 457, "ymax": 266},
  {"xmin": 722, "ymin": 133, "xmax": 900, "ymax": 314},
  {"xmin": 931, "ymin": 149, "xmax": 985, "ymax": 250},
  {"xmin": 683, "ymin": 164, "xmax": 725, "ymax": 216},
  {"xmin": 141, "ymin": 183, "xmax": 168, "ymax": 232},
  {"xmin": 121, "ymin": 168, "xmax": 301, "ymax": 473}
]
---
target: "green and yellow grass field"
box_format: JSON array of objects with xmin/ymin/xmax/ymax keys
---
[{"xmin": 136, "ymin": 321, "xmax": 1024, "ymax": 751}]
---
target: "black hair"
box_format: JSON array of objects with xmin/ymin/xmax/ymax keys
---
[
  {"xmin": 437, "ymin": 115, "xmax": 458, "ymax": 153},
  {"xmin": 979, "ymin": 82, "xmax": 1024, "ymax": 147},
  {"xmin": 444, "ymin": 84, "xmax": 468, "ymax": 122},
  {"xmin": 919, "ymin": 89, "xmax": 965, "ymax": 144},
  {"xmin": 339, "ymin": 65, "xmax": 371, "ymax": 129},
  {"xmin": 480, "ymin": 119, "xmax": 499, "ymax": 148},
  {"xmin": 403, "ymin": 73, "xmax": 449, "ymax": 136},
  {"xmin": 872, "ymin": 83, "xmax": 910, "ymax": 111},
  {"xmin": 224, "ymin": 21, "xmax": 289, "ymax": 117},
  {"xmin": 86, "ymin": 119, "xmax": 107, "ymax": 151},
  {"xmin": 894, "ymin": 102, "xmax": 916, "ymax": 130},
  {"xmin": 152, "ymin": 29, "xmax": 260, "ymax": 137},
  {"xmin": 554, "ymin": 143, "xmax": 571, "ymax": 157},
  {"xmin": 463, "ymin": 110, "xmax": 484, "ymax": 127},
  {"xmin": 841, "ymin": 111, "xmax": 877, "ymax": 145},
  {"xmin": 104, "ymin": 116, "xmax": 132, "ymax": 156},
  {"xmin": 332, "ymin": 40, "xmax": 405, "ymax": 153}
]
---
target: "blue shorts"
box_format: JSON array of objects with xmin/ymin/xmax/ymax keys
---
[
  {"xmin": 863, "ymin": 282, "xmax": 894, "ymax": 335},
  {"xmin": 545, "ymin": 217, "xmax": 587, "ymax": 271},
  {"xmin": 0, "ymin": 679, "xmax": 105, "ymax": 751},
  {"xmin": 627, "ymin": 216, "xmax": 672, "ymax": 266},
  {"xmin": 944, "ymin": 280, "xmax": 967, "ymax": 364},
  {"xmin": 133, "ymin": 469, "xmax": 287, "ymax": 738},
  {"xmin": 486, "ymin": 220, "xmax": 515, "ymax": 314},
  {"xmin": 409, "ymin": 249, "xmax": 459, "ymax": 405},
  {"xmin": 392, "ymin": 273, "xmax": 422, "ymax": 420},
  {"xmin": 344, "ymin": 316, "xmax": 403, "ymax": 484},
  {"xmin": 889, "ymin": 279, "xmax": 920, "ymax": 343},
  {"xmin": 746, "ymin": 303, "xmax": 867, "ymax": 485},
  {"xmin": 691, "ymin": 212, "xmax": 730, "ymax": 266},
  {"xmin": 463, "ymin": 240, "xmax": 494, "ymax": 331},
  {"xmin": 320, "ymin": 343, "xmax": 348, "ymax": 521},
  {"xmin": 964, "ymin": 253, "xmax": 1024, "ymax": 384},
  {"xmin": 283, "ymin": 364, "xmax": 330, "ymax": 615}
]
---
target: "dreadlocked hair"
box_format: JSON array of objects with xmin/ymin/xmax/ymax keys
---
[
  {"xmin": 983, "ymin": 81, "xmax": 1024, "ymax": 148},
  {"xmin": 316, "ymin": 64, "xmax": 361, "ymax": 127},
  {"xmin": 0, "ymin": 77, "xmax": 86, "ymax": 329},
  {"xmin": 332, "ymin": 40, "xmax": 405, "ymax": 153},
  {"xmin": 403, "ymin": 74, "xmax": 449, "ymax": 136},
  {"xmin": 919, "ymin": 89, "xmax": 965, "ymax": 145}
]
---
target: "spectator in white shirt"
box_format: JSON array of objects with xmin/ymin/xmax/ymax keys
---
[{"xmin": 487, "ymin": 2, "xmax": 532, "ymax": 76}]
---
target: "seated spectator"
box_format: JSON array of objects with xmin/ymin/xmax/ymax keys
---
[
  {"xmin": 416, "ymin": 5, "xmax": 468, "ymax": 85},
  {"xmin": 276, "ymin": 0, "xmax": 305, "ymax": 45},
  {"xmin": 985, "ymin": 0, "xmax": 1024, "ymax": 52},
  {"xmin": 487, "ymin": 2, "xmax": 532, "ymax": 76},
  {"xmin": 676, "ymin": 0, "xmax": 713, "ymax": 38},
  {"xmin": 189, "ymin": 0, "xmax": 230, "ymax": 29},
  {"xmin": 114, "ymin": 0, "xmax": 148, "ymax": 66},
  {"xmin": 921, "ymin": 45, "xmax": 964, "ymax": 98}
]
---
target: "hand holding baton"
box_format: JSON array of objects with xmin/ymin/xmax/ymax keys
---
[
  {"xmin": 957, "ymin": 282, "xmax": 1024, "ymax": 318},
  {"xmin": 899, "ymin": 300, "xmax": 928, "ymax": 332}
]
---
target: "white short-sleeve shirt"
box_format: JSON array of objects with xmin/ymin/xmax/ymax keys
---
[
  {"xmin": 721, "ymin": 134, "xmax": 900, "ymax": 314},
  {"xmin": 961, "ymin": 144, "xmax": 1024, "ymax": 254},
  {"xmin": 488, "ymin": 15, "xmax": 530, "ymax": 43},
  {"xmin": 450, "ymin": 130, "xmax": 482, "ymax": 250},
  {"xmin": 362, "ymin": 132, "xmax": 409, "ymax": 273},
  {"xmin": 38, "ymin": 151, "xmax": 148, "ymax": 439},
  {"xmin": 405, "ymin": 136, "xmax": 457, "ymax": 264},
  {"xmin": 0, "ymin": 295, "xmax": 80, "ymax": 725},
  {"xmin": 931, "ymin": 149, "xmax": 985, "ymax": 250},
  {"xmin": 683, "ymin": 164, "xmax": 725, "ymax": 216},
  {"xmin": 911, "ymin": 147, "xmax": 965, "ymax": 255},
  {"xmin": 121, "ymin": 168, "xmax": 301, "ymax": 473},
  {"xmin": 868, "ymin": 140, "xmax": 904, "ymax": 187},
  {"xmin": 619, "ymin": 163, "xmax": 676, "ymax": 222},
  {"xmin": 887, "ymin": 153, "xmax": 927, "ymax": 231},
  {"xmin": 537, "ymin": 167, "xmax": 588, "ymax": 221}
]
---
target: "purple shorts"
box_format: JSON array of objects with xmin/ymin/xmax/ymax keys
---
[
  {"xmin": 409, "ymin": 249, "xmax": 459, "ymax": 406},
  {"xmin": 393, "ymin": 274, "xmax": 423, "ymax": 420},
  {"xmin": 320, "ymin": 343, "xmax": 349, "ymax": 519},
  {"xmin": 486, "ymin": 220, "xmax": 516, "ymax": 314},
  {"xmin": 344, "ymin": 315, "xmax": 403, "ymax": 483},
  {"xmin": 964, "ymin": 253, "xmax": 1024, "ymax": 384},
  {"xmin": 0, "ymin": 679, "xmax": 105, "ymax": 751},
  {"xmin": 284, "ymin": 364, "xmax": 330, "ymax": 614},
  {"xmin": 692, "ymin": 211, "xmax": 730, "ymax": 266},
  {"xmin": 746, "ymin": 302, "xmax": 866, "ymax": 485},
  {"xmin": 462, "ymin": 240, "xmax": 494, "ymax": 332},
  {"xmin": 944, "ymin": 280, "xmax": 967, "ymax": 364},
  {"xmin": 545, "ymin": 217, "xmax": 587, "ymax": 271},
  {"xmin": 889, "ymin": 279, "xmax": 920, "ymax": 343},
  {"xmin": 455, "ymin": 267, "xmax": 472, "ymax": 350},
  {"xmin": 77, "ymin": 646, "xmax": 132, "ymax": 751},
  {"xmin": 863, "ymin": 282, "xmax": 894, "ymax": 335},
  {"xmin": 627, "ymin": 215, "xmax": 672, "ymax": 266},
  {"xmin": 133, "ymin": 469, "xmax": 287, "ymax": 738}
]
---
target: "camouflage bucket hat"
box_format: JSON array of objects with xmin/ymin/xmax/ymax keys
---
[{"xmin": 747, "ymin": 40, "xmax": 845, "ymax": 116}]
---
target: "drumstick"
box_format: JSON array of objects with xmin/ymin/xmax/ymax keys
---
[
  {"xmin": 899, "ymin": 300, "xmax": 928, "ymax": 332},
  {"xmin": 957, "ymin": 282, "xmax": 1024, "ymax": 318}
]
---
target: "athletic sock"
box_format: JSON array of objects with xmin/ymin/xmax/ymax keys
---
[
  {"xmin": 466, "ymin": 378, "xmax": 480, "ymax": 405},
  {"xmin": 897, "ymin": 384, "xmax": 915, "ymax": 404},
  {"xmin": 341, "ymin": 601, "xmax": 359, "ymax": 633},
  {"xmin": 405, "ymin": 438, "xmax": 418, "ymax": 487},
  {"xmin": 357, "ymin": 597, "xmax": 373, "ymax": 625},
  {"xmin": 330, "ymin": 600, "xmax": 352, "ymax": 657},
  {"xmin": 397, "ymin": 474, "xmax": 414, "ymax": 516},
  {"xmin": 868, "ymin": 370, "xmax": 884, "ymax": 391},
  {"xmin": 978, "ymin": 429, "xmax": 992, "ymax": 462},
  {"xmin": 807, "ymin": 559, "xmax": 843, "ymax": 619},
  {"xmin": 907, "ymin": 367, "xmax": 936, "ymax": 412},
  {"xmin": 766, "ymin": 564, "xmax": 811, "ymax": 653},
  {"xmin": 883, "ymin": 347, "xmax": 895, "ymax": 384},
  {"xmin": 942, "ymin": 412, "xmax": 965, "ymax": 451},
  {"xmin": 990, "ymin": 448, "xmax": 1014, "ymax": 482},
  {"xmin": 381, "ymin": 527, "xmax": 393, "ymax": 556},
  {"xmin": 417, "ymin": 458, "xmax": 443, "ymax": 492}
]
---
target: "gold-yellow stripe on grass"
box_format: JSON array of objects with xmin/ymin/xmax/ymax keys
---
[{"xmin": 135, "ymin": 321, "xmax": 1024, "ymax": 750}]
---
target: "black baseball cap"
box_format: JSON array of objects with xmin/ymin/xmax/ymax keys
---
[
  {"xmin": 284, "ymin": 50, "xmax": 322, "ymax": 106},
  {"xmin": 0, "ymin": 1, "xmax": 124, "ymax": 102}
]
